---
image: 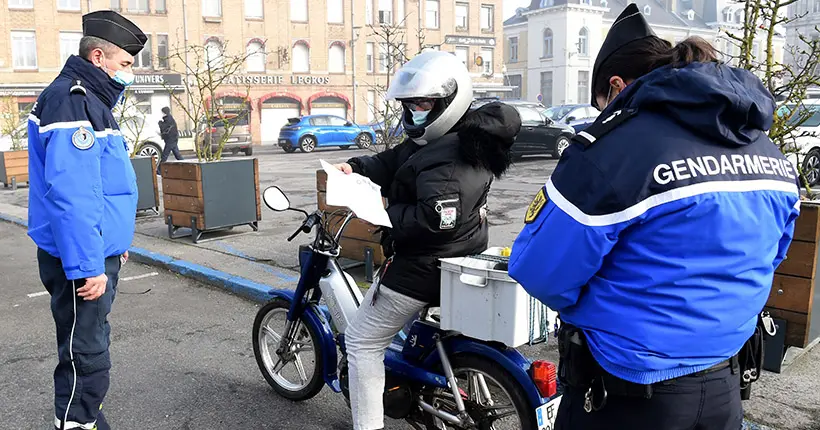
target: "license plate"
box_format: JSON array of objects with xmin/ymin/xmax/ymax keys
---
[
  {"xmin": 279, "ymin": 139, "xmax": 288, "ymax": 144},
  {"xmin": 226, "ymin": 137, "xmax": 239, "ymax": 143},
  {"xmin": 535, "ymin": 395, "xmax": 561, "ymax": 430}
]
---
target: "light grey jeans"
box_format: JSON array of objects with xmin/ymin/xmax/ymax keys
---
[{"xmin": 346, "ymin": 283, "xmax": 427, "ymax": 430}]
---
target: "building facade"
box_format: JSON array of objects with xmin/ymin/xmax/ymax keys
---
[
  {"xmin": 785, "ymin": 0, "xmax": 820, "ymax": 83},
  {"xmin": 0, "ymin": 0, "xmax": 507, "ymax": 145},
  {"xmin": 502, "ymin": 0, "xmax": 785, "ymax": 107}
]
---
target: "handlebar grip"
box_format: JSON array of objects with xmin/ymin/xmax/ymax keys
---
[{"xmin": 287, "ymin": 229, "xmax": 300, "ymax": 242}]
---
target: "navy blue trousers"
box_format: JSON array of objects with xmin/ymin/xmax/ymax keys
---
[
  {"xmin": 555, "ymin": 365, "xmax": 743, "ymax": 430},
  {"xmin": 38, "ymin": 248, "xmax": 121, "ymax": 430}
]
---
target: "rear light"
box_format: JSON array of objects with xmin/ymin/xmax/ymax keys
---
[
  {"xmin": 531, "ymin": 360, "xmax": 557, "ymax": 398},
  {"xmin": 209, "ymin": 127, "xmax": 218, "ymax": 133}
]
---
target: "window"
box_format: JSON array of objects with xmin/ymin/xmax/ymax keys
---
[
  {"xmin": 110, "ymin": 0, "xmax": 120, "ymax": 10},
  {"xmin": 291, "ymin": 0, "xmax": 307, "ymax": 21},
  {"xmin": 578, "ymin": 27, "xmax": 589, "ymax": 56},
  {"xmin": 481, "ymin": 48, "xmax": 493, "ymax": 74},
  {"xmin": 543, "ymin": 28, "xmax": 553, "ymax": 58},
  {"xmin": 128, "ymin": 0, "xmax": 149, "ymax": 12},
  {"xmin": 366, "ymin": 0, "xmax": 373, "ymax": 25},
  {"xmin": 367, "ymin": 90, "xmax": 376, "ymax": 121},
  {"xmin": 366, "ymin": 42, "xmax": 374, "ymax": 72},
  {"xmin": 815, "ymin": 0, "xmax": 820, "ymax": 13},
  {"xmin": 246, "ymin": 41, "xmax": 265, "ymax": 72},
  {"xmin": 580, "ymin": 0, "xmax": 591, "ymax": 4},
  {"xmin": 379, "ymin": 0, "xmax": 393, "ymax": 25},
  {"xmin": 379, "ymin": 43, "xmax": 389, "ymax": 73},
  {"xmin": 202, "ymin": 0, "xmax": 221, "ymax": 17},
  {"xmin": 246, "ymin": 0, "xmax": 263, "ymax": 18},
  {"xmin": 205, "ymin": 39, "xmax": 223, "ymax": 69},
  {"xmin": 507, "ymin": 74, "xmax": 522, "ymax": 99},
  {"xmin": 455, "ymin": 3, "xmax": 468, "ymax": 29},
  {"xmin": 310, "ymin": 116, "xmax": 331, "ymax": 126},
  {"xmin": 157, "ymin": 34, "xmax": 169, "ymax": 69},
  {"xmin": 480, "ymin": 5, "xmax": 493, "ymax": 31},
  {"xmin": 397, "ymin": 0, "xmax": 405, "ymax": 25},
  {"xmin": 540, "ymin": 71, "xmax": 553, "ymax": 106},
  {"xmin": 11, "ymin": 31, "xmax": 37, "ymax": 70},
  {"xmin": 9, "ymin": 0, "xmax": 34, "ymax": 8},
  {"xmin": 292, "ymin": 42, "xmax": 309, "ymax": 72},
  {"xmin": 328, "ymin": 0, "xmax": 343, "ymax": 23},
  {"xmin": 134, "ymin": 34, "xmax": 152, "ymax": 68},
  {"xmin": 57, "ymin": 0, "xmax": 80, "ymax": 10},
  {"xmin": 508, "ymin": 37, "xmax": 518, "ymax": 62},
  {"xmin": 577, "ymin": 70, "xmax": 589, "ymax": 104},
  {"xmin": 426, "ymin": 0, "xmax": 439, "ymax": 28},
  {"xmin": 329, "ymin": 44, "xmax": 345, "ymax": 73},
  {"xmin": 328, "ymin": 116, "xmax": 347, "ymax": 126},
  {"xmin": 540, "ymin": 0, "xmax": 554, "ymax": 6},
  {"xmin": 517, "ymin": 107, "xmax": 543, "ymax": 124},
  {"xmin": 156, "ymin": 0, "xmax": 166, "ymax": 12},
  {"xmin": 455, "ymin": 46, "xmax": 469, "ymax": 67},
  {"xmin": 59, "ymin": 32, "xmax": 82, "ymax": 66}
]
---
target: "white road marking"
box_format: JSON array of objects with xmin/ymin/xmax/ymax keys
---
[
  {"xmin": 26, "ymin": 272, "xmax": 158, "ymax": 298},
  {"xmin": 121, "ymin": 272, "xmax": 159, "ymax": 282}
]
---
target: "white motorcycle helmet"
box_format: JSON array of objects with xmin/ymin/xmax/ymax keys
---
[{"xmin": 385, "ymin": 50, "xmax": 473, "ymax": 145}]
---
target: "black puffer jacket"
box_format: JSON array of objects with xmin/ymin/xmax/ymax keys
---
[{"xmin": 347, "ymin": 102, "xmax": 522, "ymax": 303}]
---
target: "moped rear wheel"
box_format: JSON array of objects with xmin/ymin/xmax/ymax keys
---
[
  {"xmin": 422, "ymin": 354, "xmax": 538, "ymax": 430},
  {"xmin": 252, "ymin": 298, "xmax": 325, "ymax": 401}
]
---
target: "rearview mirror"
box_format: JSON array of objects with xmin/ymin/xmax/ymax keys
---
[
  {"xmin": 566, "ymin": 116, "xmax": 576, "ymax": 123},
  {"xmin": 262, "ymin": 186, "xmax": 290, "ymax": 211},
  {"xmin": 345, "ymin": 121, "xmax": 353, "ymax": 127}
]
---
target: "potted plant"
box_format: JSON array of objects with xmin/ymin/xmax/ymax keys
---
[
  {"xmin": 114, "ymin": 90, "xmax": 161, "ymax": 214},
  {"xmin": 158, "ymin": 37, "xmax": 264, "ymax": 243},
  {"xmin": 727, "ymin": 0, "xmax": 820, "ymax": 367},
  {"xmin": 0, "ymin": 100, "xmax": 32, "ymax": 191}
]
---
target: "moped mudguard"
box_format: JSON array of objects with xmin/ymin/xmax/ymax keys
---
[
  {"xmin": 265, "ymin": 290, "xmax": 341, "ymax": 393},
  {"xmin": 421, "ymin": 336, "xmax": 546, "ymax": 409}
]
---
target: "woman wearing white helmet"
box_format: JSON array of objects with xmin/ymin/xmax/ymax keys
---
[{"xmin": 332, "ymin": 50, "xmax": 522, "ymax": 429}]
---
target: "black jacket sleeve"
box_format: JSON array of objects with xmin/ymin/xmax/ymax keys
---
[
  {"xmin": 386, "ymin": 161, "xmax": 462, "ymax": 244},
  {"xmin": 158, "ymin": 119, "xmax": 170, "ymax": 139},
  {"xmin": 346, "ymin": 142, "xmax": 407, "ymax": 191}
]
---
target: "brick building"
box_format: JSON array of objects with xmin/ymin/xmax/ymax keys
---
[{"xmin": 1, "ymin": 0, "xmax": 508, "ymax": 146}]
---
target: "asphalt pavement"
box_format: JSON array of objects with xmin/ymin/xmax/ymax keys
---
[{"xmin": 0, "ymin": 221, "xmax": 409, "ymax": 429}]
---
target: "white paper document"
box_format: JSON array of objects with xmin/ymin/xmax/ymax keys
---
[{"xmin": 320, "ymin": 159, "xmax": 393, "ymax": 228}]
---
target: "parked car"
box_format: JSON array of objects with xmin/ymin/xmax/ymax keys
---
[
  {"xmin": 368, "ymin": 118, "xmax": 405, "ymax": 145},
  {"xmin": 278, "ymin": 115, "xmax": 376, "ymax": 153},
  {"xmin": 780, "ymin": 100, "xmax": 820, "ymax": 186},
  {"xmin": 120, "ymin": 113, "xmax": 166, "ymax": 158},
  {"xmin": 197, "ymin": 113, "xmax": 254, "ymax": 156},
  {"xmin": 543, "ymin": 103, "xmax": 600, "ymax": 129},
  {"xmin": 471, "ymin": 100, "xmax": 575, "ymax": 158}
]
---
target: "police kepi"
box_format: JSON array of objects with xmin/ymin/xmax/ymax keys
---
[
  {"xmin": 27, "ymin": 10, "xmax": 146, "ymax": 430},
  {"xmin": 508, "ymin": 3, "xmax": 799, "ymax": 429}
]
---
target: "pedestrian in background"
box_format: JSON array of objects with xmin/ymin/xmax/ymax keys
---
[
  {"xmin": 509, "ymin": 3, "xmax": 799, "ymax": 429},
  {"xmin": 157, "ymin": 106, "xmax": 183, "ymax": 175},
  {"xmin": 26, "ymin": 10, "xmax": 146, "ymax": 430}
]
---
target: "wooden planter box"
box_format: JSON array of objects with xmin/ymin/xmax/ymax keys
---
[
  {"xmin": 130, "ymin": 156, "xmax": 160, "ymax": 213},
  {"xmin": 0, "ymin": 150, "xmax": 28, "ymax": 190},
  {"xmin": 316, "ymin": 169, "xmax": 386, "ymax": 280},
  {"xmin": 765, "ymin": 201, "xmax": 820, "ymax": 353},
  {"xmin": 161, "ymin": 158, "xmax": 261, "ymax": 243}
]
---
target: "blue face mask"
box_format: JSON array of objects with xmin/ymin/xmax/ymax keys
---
[
  {"xmin": 411, "ymin": 110, "xmax": 430, "ymax": 125},
  {"xmin": 113, "ymin": 70, "xmax": 135, "ymax": 87}
]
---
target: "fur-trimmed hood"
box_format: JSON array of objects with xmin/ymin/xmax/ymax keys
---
[{"xmin": 455, "ymin": 101, "xmax": 521, "ymax": 178}]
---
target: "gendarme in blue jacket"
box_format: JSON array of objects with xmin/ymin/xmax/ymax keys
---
[
  {"xmin": 27, "ymin": 55, "xmax": 138, "ymax": 280},
  {"xmin": 509, "ymin": 62, "xmax": 800, "ymax": 385}
]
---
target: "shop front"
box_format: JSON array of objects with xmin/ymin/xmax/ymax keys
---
[
  {"xmin": 215, "ymin": 74, "xmax": 353, "ymax": 146},
  {"xmin": 129, "ymin": 73, "xmax": 184, "ymax": 126}
]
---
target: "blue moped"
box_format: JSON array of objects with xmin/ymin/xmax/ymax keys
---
[{"xmin": 252, "ymin": 185, "xmax": 562, "ymax": 429}]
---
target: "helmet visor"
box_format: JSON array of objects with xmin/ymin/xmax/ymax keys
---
[{"xmin": 385, "ymin": 66, "xmax": 458, "ymax": 101}]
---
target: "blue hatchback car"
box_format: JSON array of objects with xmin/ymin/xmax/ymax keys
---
[{"xmin": 278, "ymin": 115, "xmax": 377, "ymax": 153}]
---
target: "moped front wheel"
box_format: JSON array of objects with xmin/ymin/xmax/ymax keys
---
[{"xmin": 252, "ymin": 298, "xmax": 325, "ymax": 401}]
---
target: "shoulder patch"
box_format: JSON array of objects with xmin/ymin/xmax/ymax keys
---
[
  {"xmin": 525, "ymin": 187, "xmax": 548, "ymax": 224},
  {"xmin": 572, "ymin": 108, "xmax": 637, "ymax": 149},
  {"xmin": 69, "ymin": 80, "xmax": 86, "ymax": 96},
  {"xmin": 72, "ymin": 127, "xmax": 95, "ymax": 150}
]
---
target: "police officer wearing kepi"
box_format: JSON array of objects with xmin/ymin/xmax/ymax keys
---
[
  {"xmin": 27, "ymin": 10, "xmax": 145, "ymax": 430},
  {"xmin": 509, "ymin": 3, "xmax": 800, "ymax": 429}
]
